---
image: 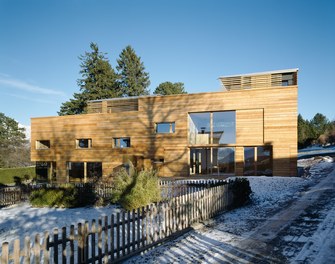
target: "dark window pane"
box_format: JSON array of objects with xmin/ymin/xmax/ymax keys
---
[
  {"xmin": 120, "ymin": 138, "xmax": 130, "ymax": 148},
  {"xmin": 77, "ymin": 139, "xmax": 91, "ymax": 148},
  {"xmin": 87, "ymin": 162, "xmax": 102, "ymax": 178},
  {"xmin": 68, "ymin": 162, "xmax": 84, "ymax": 181},
  {"xmin": 244, "ymin": 147, "xmax": 255, "ymax": 175},
  {"xmin": 257, "ymin": 146, "xmax": 272, "ymax": 176}
]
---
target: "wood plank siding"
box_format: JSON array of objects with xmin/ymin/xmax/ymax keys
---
[{"xmin": 31, "ymin": 71, "xmax": 298, "ymax": 182}]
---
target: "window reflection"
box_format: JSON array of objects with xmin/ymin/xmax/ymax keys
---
[{"xmin": 189, "ymin": 113, "xmax": 210, "ymax": 145}]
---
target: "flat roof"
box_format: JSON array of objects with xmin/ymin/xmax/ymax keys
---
[{"xmin": 218, "ymin": 68, "xmax": 299, "ymax": 79}]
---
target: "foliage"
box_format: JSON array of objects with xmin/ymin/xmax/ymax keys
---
[
  {"xmin": 29, "ymin": 185, "xmax": 96, "ymax": 208},
  {"xmin": 298, "ymin": 113, "xmax": 334, "ymax": 148},
  {"xmin": 229, "ymin": 178, "xmax": 252, "ymax": 208},
  {"xmin": 111, "ymin": 162, "xmax": 161, "ymax": 210},
  {"xmin": 59, "ymin": 43, "xmax": 119, "ymax": 115},
  {"xmin": 0, "ymin": 167, "xmax": 35, "ymax": 184},
  {"xmin": 0, "ymin": 113, "xmax": 30, "ymax": 168},
  {"xmin": 153, "ymin": 81, "xmax": 187, "ymax": 95},
  {"xmin": 121, "ymin": 169, "xmax": 161, "ymax": 210},
  {"xmin": 116, "ymin": 45, "xmax": 150, "ymax": 97}
]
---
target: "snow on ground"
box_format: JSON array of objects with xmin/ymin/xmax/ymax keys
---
[
  {"xmin": 0, "ymin": 204, "xmax": 120, "ymax": 244},
  {"xmin": 125, "ymin": 156, "xmax": 335, "ymax": 263},
  {"xmin": 0, "ymin": 155, "xmax": 334, "ymax": 263}
]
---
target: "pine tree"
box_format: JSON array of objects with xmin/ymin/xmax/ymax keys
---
[
  {"xmin": 59, "ymin": 43, "xmax": 119, "ymax": 115},
  {"xmin": 116, "ymin": 45, "xmax": 150, "ymax": 97},
  {"xmin": 153, "ymin": 81, "xmax": 187, "ymax": 95},
  {"xmin": 0, "ymin": 113, "xmax": 29, "ymax": 168}
]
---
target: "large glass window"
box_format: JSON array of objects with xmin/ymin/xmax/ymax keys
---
[
  {"xmin": 213, "ymin": 112, "xmax": 236, "ymax": 144},
  {"xmin": 190, "ymin": 147, "xmax": 235, "ymax": 175},
  {"xmin": 189, "ymin": 113, "xmax": 211, "ymax": 145},
  {"xmin": 189, "ymin": 111, "xmax": 236, "ymax": 145},
  {"xmin": 67, "ymin": 162, "xmax": 102, "ymax": 182}
]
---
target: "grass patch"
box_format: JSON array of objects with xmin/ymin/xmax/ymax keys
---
[{"xmin": 0, "ymin": 167, "xmax": 35, "ymax": 185}]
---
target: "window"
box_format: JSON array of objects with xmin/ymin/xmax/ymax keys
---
[
  {"xmin": 156, "ymin": 122, "xmax": 175, "ymax": 133},
  {"xmin": 36, "ymin": 140, "xmax": 50, "ymax": 149},
  {"xmin": 243, "ymin": 146, "xmax": 272, "ymax": 176},
  {"xmin": 189, "ymin": 111, "xmax": 236, "ymax": 145},
  {"xmin": 114, "ymin": 137, "xmax": 131, "ymax": 148},
  {"xmin": 76, "ymin": 139, "xmax": 92, "ymax": 149},
  {"xmin": 213, "ymin": 111, "xmax": 236, "ymax": 144},
  {"xmin": 67, "ymin": 162, "xmax": 102, "ymax": 183}
]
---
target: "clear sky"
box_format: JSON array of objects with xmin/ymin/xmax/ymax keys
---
[{"xmin": 0, "ymin": 0, "xmax": 334, "ymax": 129}]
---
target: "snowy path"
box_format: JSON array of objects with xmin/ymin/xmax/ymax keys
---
[{"xmin": 125, "ymin": 159, "xmax": 335, "ymax": 263}]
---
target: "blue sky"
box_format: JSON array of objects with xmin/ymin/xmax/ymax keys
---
[{"xmin": 0, "ymin": 0, "xmax": 334, "ymax": 128}]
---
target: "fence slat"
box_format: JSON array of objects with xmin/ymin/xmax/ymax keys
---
[
  {"xmin": 24, "ymin": 236, "xmax": 30, "ymax": 264},
  {"xmin": 13, "ymin": 239, "xmax": 20, "ymax": 264},
  {"xmin": 1, "ymin": 242, "xmax": 9, "ymax": 263},
  {"xmin": 69, "ymin": 226, "xmax": 74, "ymax": 264},
  {"xmin": 34, "ymin": 234, "xmax": 40, "ymax": 264},
  {"xmin": 103, "ymin": 215, "xmax": 108, "ymax": 264}
]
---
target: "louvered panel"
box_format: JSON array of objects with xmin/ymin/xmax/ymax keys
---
[{"xmin": 107, "ymin": 98, "xmax": 139, "ymax": 113}]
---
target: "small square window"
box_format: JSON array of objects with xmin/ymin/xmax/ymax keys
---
[
  {"xmin": 36, "ymin": 140, "xmax": 50, "ymax": 150},
  {"xmin": 76, "ymin": 139, "xmax": 92, "ymax": 149},
  {"xmin": 156, "ymin": 122, "xmax": 175, "ymax": 134},
  {"xmin": 114, "ymin": 137, "xmax": 131, "ymax": 148}
]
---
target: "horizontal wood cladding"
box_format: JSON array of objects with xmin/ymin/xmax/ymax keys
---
[
  {"xmin": 236, "ymin": 109, "xmax": 263, "ymax": 145},
  {"xmin": 31, "ymin": 86, "xmax": 297, "ymax": 178}
]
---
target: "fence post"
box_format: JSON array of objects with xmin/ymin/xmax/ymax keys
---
[
  {"xmin": 1, "ymin": 242, "xmax": 9, "ymax": 264},
  {"xmin": 13, "ymin": 239, "xmax": 20, "ymax": 264},
  {"xmin": 24, "ymin": 236, "xmax": 30, "ymax": 264}
]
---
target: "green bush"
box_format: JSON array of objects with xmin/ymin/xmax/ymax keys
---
[
  {"xmin": 29, "ymin": 185, "xmax": 96, "ymax": 208},
  {"xmin": 229, "ymin": 178, "xmax": 252, "ymax": 208},
  {"xmin": 111, "ymin": 162, "xmax": 161, "ymax": 210},
  {"xmin": 0, "ymin": 167, "xmax": 35, "ymax": 185}
]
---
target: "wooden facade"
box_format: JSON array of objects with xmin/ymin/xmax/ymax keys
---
[{"xmin": 31, "ymin": 69, "xmax": 298, "ymax": 182}]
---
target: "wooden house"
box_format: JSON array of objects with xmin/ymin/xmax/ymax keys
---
[{"xmin": 31, "ymin": 69, "xmax": 298, "ymax": 182}]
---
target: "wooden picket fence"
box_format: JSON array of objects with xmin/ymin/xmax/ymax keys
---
[
  {"xmin": 0, "ymin": 183, "xmax": 233, "ymax": 263},
  {"xmin": 0, "ymin": 179, "xmax": 227, "ymax": 206},
  {"xmin": 0, "ymin": 187, "xmax": 28, "ymax": 207}
]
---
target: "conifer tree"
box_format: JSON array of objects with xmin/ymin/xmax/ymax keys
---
[
  {"xmin": 116, "ymin": 45, "xmax": 150, "ymax": 97},
  {"xmin": 153, "ymin": 81, "xmax": 187, "ymax": 95},
  {"xmin": 59, "ymin": 43, "xmax": 118, "ymax": 115}
]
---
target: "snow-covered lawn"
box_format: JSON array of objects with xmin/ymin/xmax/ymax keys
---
[
  {"xmin": 0, "ymin": 155, "xmax": 334, "ymax": 263},
  {"xmin": 0, "ymin": 204, "xmax": 121, "ymax": 244}
]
